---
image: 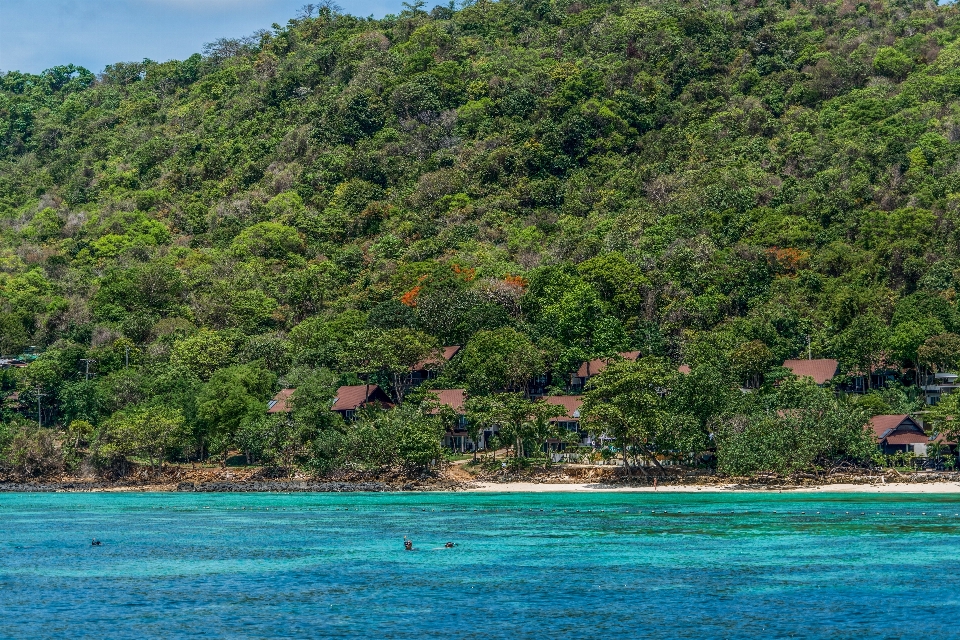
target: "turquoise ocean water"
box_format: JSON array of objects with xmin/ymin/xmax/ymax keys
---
[{"xmin": 2, "ymin": 491, "xmax": 960, "ymax": 639}]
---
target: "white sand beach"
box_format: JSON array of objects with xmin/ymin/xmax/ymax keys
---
[
  {"xmin": 795, "ymin": 482, "xmax": 960, "ymax": 494},
  {"xmin": 466, "ymin": 482, "xmax": 731, "ymax": 492},
  {"xmin": 465, "ymin": 481, "xmax": 960, "ymax": 493}
]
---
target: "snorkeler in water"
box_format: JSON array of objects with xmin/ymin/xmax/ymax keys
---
[{"xmin": 406, "ymin": 537, "xmax": 457, "ymax": 551}]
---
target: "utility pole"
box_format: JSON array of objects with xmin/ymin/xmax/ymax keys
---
[
  {"xmin": 35, "ymin": 386, "xmax": 45, "ymax": 427},
  {"xmin": 125, "ymin": 346, "xmax": 130, "ymax": 369},
  {"xmin": 80, "ymin": 358, "xmax": 96, "ymax": 381},
  {"xmin": 806, "ymin": 335, "xmax": 812, "ymax": 360}
]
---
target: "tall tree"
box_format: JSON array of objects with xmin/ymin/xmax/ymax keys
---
[
  {"xmin": 918, "ymin": 333, "xmax": 960, "ymax": 373},
  {"xmin": 456, "ymin": 328, "xmax": 544, "ymax": 395},
  {"xmin": 833, "ymin": 315, "xmax": 889, "ymax": 390},
  {"xmin": 95, "ymin": 405, "xmax": 189, "ymax": 477},
  {"xmin": 581, "ymin": 357, "xmax": 703, "ymax": 477},
  {"xmin": 195, "ymin": 364, "xmax": 276, "ymax": 463},
  {"xmin": 714, "ymin": 379, "xmax": 874, "ymax": 476}
]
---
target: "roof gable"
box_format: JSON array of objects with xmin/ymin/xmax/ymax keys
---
[
  {"xmin": 576, "ymin": 351, "xmax": 641, "ymax": 378},
  {"xmin": 542, "ymin": 395, "xmax": 584, "ymax": 420},
  {"xmin": 412, "ymin": 345, "xmax": 462, "ymax": 371},
  {"xmin": 868, "ymin": 414, "xmax": 928, "ymax": 444},
  {"xmin": 331, "ymin": 384, "xmax": 392, "ymax": 411}
]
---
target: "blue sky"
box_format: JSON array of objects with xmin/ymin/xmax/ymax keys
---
[{"xmin": 0, "ymin": 0, "xmax": 408, "ymax": 74}]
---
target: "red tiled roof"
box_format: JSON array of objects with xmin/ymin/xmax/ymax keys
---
[
  {"xmin": 783, "ymin": 358, "xmax": 839, "ymax": 385},
  {"xmin": 542, "ymin": 395, "xmax": 584, "ymax": 421},
  {"xmin": 412, "ymin": 345, "xmax": 461, "ymax": 371},
  {"xmin": 426, "ymin": 389, "xmax": 466, "ymax": 414},
  {"xmin": 868, "ymin": 414, "xmax": 928, "ymax": 444},
  {"xmin": 331, "ymin": 385, "xmax": 392, "ymax": 411},
  {"xmin": 884, "ymin": 433, "xmax": 930, "ymax": 445},
  {"xmin": 934, "ymin": 432, "xmax": 957, "ymax": 446},
  {"xmin": 678, "ymin": 365, "xmax": 691, "ymax": 375},
  {"xmin": 576, "ymin": 351, "xmax": 641, "ymax": 378},
  {"xmin": 441, "ymin": 345, "xmax": 461, "ymax": 360},
  {"xmin": 869, "ymin": 414, "xmax": 911, "ymax": 438},
  {"xmin": 266, "ymin": 388, "xmax": 295, "ymax": 414}
]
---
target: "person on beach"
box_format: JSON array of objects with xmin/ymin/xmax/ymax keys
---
[
  {"xmin": 653, "ymin": 477, "xmax": 658, "ymax": 491},
  {"xmin": 404, "ymin": 537, "xmax": 413, "ymax": 551}
]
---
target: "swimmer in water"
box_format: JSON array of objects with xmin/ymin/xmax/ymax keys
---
[
  {"xmin": 444, "ymin": 542, "xmax": 455, "ymax": 548},
  {"xmin": 91, "ymin": 539, "xmax": 102, "ymax": 546},
  {"xmin": 404, "ymin": 536, "xmax": 413, "ymax": 551}
]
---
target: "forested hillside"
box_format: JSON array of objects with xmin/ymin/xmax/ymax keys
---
[{"xmin": 3, "ymin": 0, "xmax": 960, "ymax": 477}]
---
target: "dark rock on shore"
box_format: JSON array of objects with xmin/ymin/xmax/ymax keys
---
[
  {"xmin": 0, "ymin": 478, "xmax": 449, "ymax": 492},
  {"xmin": 177, "ymin": 481, "xmax": 392, "ymax": 492},
  {"xmin": 0, "ymin": 482, "xmax": 115, "ymax": 492}
]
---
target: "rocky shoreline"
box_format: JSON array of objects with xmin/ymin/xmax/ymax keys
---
[
  {"xmin": 0, "ymin": 482, "xmax": 108, "ymax": 492},
  {"xmin": 3, "ymin": 468, "xmax": 960, "ymax": 493},
  {"xmin": 0, "ymin": 463, "xmax": 470, "ymax": 492},
  {"xmin": 0, "ymin": 480, "xmax": 443, "ymax": 493},
  {"xmin": 177, "ymin": 480, "xmax": 393, "ymax": 492}
]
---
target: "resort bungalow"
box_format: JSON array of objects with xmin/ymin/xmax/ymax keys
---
[
  {"xmin": 782, "ymin": 358, "xmax": 839, "ymax": 386},
  {"xmin": 426, "ymin": 389, "xmax": 472, "ymax": 451},
  {"xmin": 840, "ymin": 363, "xmax": 900, "ymax": 393},
  {"xmin": 919, "ymin": 372, "xmax": 960, "ymax": 406},
  {"xmin": 542, "ymin": 395, "xmax": 588, "ymax": 446},
  {"xmin": 931, "ymin": 431, "xmax": 959, "ymax": 462},
  {"xmin": 570, "ymin": 351, "xmax": 642, "ymax": 391},
  {"xmin": 410, "ymin": 346, "xmax": 461, "ymax": 387},
  {"xmin": 266, "ymin": 388, "xmax": 295, "ymax": 414},
  {"xmin": 869, "ymin": 414, "xmax": 929, "ymax": 455},
  {"xmin": 331, "ymin": 384, "xmax": 394, "ymax": 420}
]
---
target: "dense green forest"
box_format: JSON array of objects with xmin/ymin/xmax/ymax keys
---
[{"xmin": 3, "ymin": 0, "xmax": 960, "ymax": 478}]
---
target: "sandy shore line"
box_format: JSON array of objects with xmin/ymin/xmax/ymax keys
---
[
  {"xmin": 465, "ymin": 481, "xmax": 960, "ymax": 493},
  {"xmin": 7, "ymin": 478, "xmax": 960, "ymax": 494}
]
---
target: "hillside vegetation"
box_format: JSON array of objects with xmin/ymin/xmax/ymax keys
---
[{"xmin": 2, "ymin": 0, "xmax": 960, "ymax": 478}]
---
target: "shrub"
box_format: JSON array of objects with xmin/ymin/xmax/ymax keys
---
[{"xmin": 0, "ymin": 422, "xmax": 64, "ymax": 479}]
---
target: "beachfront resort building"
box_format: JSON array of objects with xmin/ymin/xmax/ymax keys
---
[
  {"xmin": 425, "ymin": 389, "xmax": 472, "ymax": 451},
  {"xmin": 331, "ymin": 384, "xmax": 394, "ymax": 420},
  {"xmin": 869, "ymin": 414, "xmax": 931, "ymax": 455},
  {"xmin": 782, "ymin": 358, "xmax": 840, "ymax": 386},
  {"xmin": 409, "ymin": 346, "xmax": 461, "ymax": 388},
  {"xmin": 265, "ymin": 385, "xmax": 394, "ymax": 421},
  {"xmin": 782, "ymin": 357, "xmax": 904, "ymax": 394},
  {"xmin": 569, "ymin": 351, "xmax": 642, "ymax": 391},
  {"xmin": 266, "ymin": 389, "xmax": 295, "ymax": 415},
  {"xmin": 919, "ymin": 372, "xmax": 960, "ymax": 406},
  {"xmin": 542, "ymin": 395, "xmax": 588, "ymax": 447}
]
